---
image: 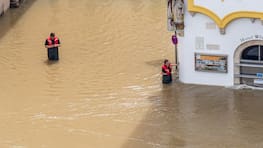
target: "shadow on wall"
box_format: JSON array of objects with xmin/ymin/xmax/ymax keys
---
[{"xmin": 0, "ymin": 0, "xmax": 38, "ymax": 39}]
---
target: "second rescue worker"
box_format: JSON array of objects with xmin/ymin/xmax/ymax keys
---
[
  {"xmin": 162, "ymin": 59, "xmax": 176, "ymax": 84},
  {"xmin": 45, "ymin": 33, "xmax": 61, "ymax": 60}
]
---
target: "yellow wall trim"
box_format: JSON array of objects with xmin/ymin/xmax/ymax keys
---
[{"xmin": 188, "ymin": 0, "xmax": 263, "ymax": 29}]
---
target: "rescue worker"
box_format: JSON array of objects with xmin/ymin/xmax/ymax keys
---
[
  {"xmin": 45, "ymin": 32, "xmax": 61, "ymax": 60},
  {"xmin": 162, "ymin": 59, "xmax": 174, "ymax": 84}
]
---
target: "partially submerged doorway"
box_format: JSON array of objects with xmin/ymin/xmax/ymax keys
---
[{"xmin": 234, "ymin": 40, "xmax": 263, "ymax": 87}]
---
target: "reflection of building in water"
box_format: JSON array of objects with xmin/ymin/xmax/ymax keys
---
[
  {"xmin": 176, "ymin": 0, "xmax": 263, "ymax": 87},
  {"xmin": 0, "ymin": 0, "xmax": 10, "ymax": 16}
]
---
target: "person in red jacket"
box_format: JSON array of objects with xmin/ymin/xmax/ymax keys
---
[
  {"xmin": 45, "ymin": 32, "xmax": 61, "ymax": 60},
  {"xmin": 162, "ymin": 59, "xmax": 175, "ymax": 84}
]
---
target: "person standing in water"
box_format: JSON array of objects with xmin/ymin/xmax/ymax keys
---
[
  {"xmin": 162, "ymin": 59, "xmax": 176, "ymax": 84},
  {"xmin": 45, "ymin": 32, "xmax": 61, "ymax": 60}
]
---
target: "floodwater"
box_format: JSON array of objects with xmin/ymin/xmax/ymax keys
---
[{"xmin": 1, "ymin": 0, "xmax": 263, "ymax": 148}]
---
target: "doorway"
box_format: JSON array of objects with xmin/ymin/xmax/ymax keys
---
[{"xmin": 234, "ymin": 40, "xmax": 263, "ymax": 86}]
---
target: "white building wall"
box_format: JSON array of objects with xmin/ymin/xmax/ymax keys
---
[{"xmin": 179, "ymin": 3, "xmax": 263, "ymax": 86}]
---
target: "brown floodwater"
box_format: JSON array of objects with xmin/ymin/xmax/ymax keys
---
[{"xmin": 1, "ymin": 0, "xmax": 263, "ymax": 147}]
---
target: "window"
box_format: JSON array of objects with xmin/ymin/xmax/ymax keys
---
[
  {"xmin": 241, "ymin": 45, "xmax": 259, "ymax": 60},
  {"xmin": 260, "ymin": 46, "xmax": 263, "ymax": 60}
]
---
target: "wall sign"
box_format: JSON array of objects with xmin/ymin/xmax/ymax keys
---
[
  {"xmin": 240, "ymin": 35, "xmax": 263, "ymax": 43},
  {"xmin": 195, "ymin": 37, "xmax": 204, "ymax": 50},
  {"xmin": 195, "ymin": 53, "xmax": 228, "ymax": 73}
]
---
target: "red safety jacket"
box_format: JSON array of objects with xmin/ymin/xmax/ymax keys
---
[
  {"xmin": 46, "ymin": 37, "xmax": 59, "ymax": 45},
  {"xmin": 162, "ymin": 64, "xmax": 172, "ymax": 75}
]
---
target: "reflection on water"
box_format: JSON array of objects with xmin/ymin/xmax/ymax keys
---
[{"xmin": 1, "ymin": 0, "xmax": 263, "ymax": 147}]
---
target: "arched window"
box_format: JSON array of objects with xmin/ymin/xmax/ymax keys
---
[
  {"xmin": 234, "ymin": 41, "xmax": 263, "ymax": 86},
  {"xmin": 260, "ymin": 46, "xmax": 263, "ymax": 60},
  {"xmin": 241, "ymin": 45, "xmax": 259, "ymax": 61}
]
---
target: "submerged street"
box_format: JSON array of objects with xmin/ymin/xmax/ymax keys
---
[{"xmin": 1, "ymin": 0, "xmax": 263, "ymax": 147}]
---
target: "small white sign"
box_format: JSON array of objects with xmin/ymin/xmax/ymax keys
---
[
  {"xmin": 206, "ymin": 44, "xmax": 220, "ymax": 50},
  {"xmin": 195, "ymin": 37, "xmax": 204, "ymax": 50},
  {"xmin": 206, "ymin": 22, "xmax": 216, "ymax": 30},
  {"xmin": 254, "ymin": 79, "xmax": 263, "ymax": 85}
]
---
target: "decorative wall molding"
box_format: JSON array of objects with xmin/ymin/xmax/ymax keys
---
[{"xmin": 188, "ymin": 0, "xmax": 263, "ymax": 33}]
